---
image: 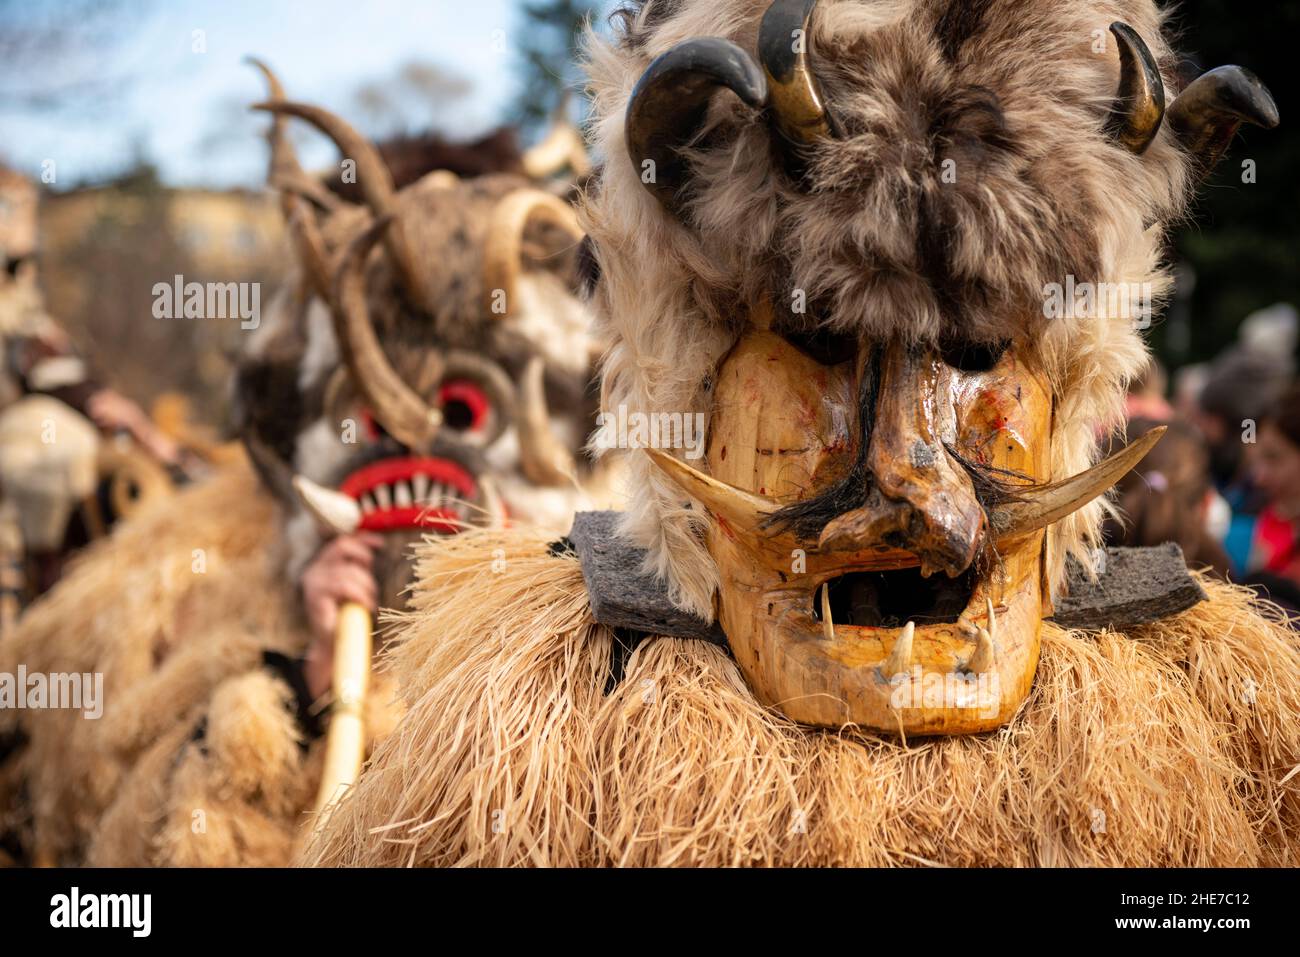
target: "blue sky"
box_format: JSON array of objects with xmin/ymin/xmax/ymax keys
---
[{"xmin": 0, "ymin": 0, "xmax": 614, "ymax": 189}]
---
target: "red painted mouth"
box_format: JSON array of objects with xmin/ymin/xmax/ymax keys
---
[{"xmin": 338, "ymin": 456, "xmax": 479, "ymax": 534}]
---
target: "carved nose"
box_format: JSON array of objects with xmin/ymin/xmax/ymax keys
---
[{"xmin": 818, "ymin": 343, "xmax": 986, "ymax": 576}]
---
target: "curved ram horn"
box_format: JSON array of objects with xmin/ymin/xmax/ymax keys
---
[
  {"xmin": 1103, "ymin": 22, "xmax": 1165, "ymax": 154},
  {"xmin": 252, "ymin": 100, "xmax": 425, "ymax": 311},
  {"xmin": 1167, "ymin": 65, "xmax": 1279, "ymax": 172},
  {"xmin": 247, "ymin": 60, "xmax": 337, "ymax": 304},
  {"xmin": 523, "ymin": 96, "xmax": 591, "ymax": 179},
  {"xmin": 758, "ymin": 0, "xmax": 839, "ymax": 144},
  {"xmin": 332, "ymin": 217, "xmax": 442, "ymax": 450},
  {"xmin": 516, "ymin": 356, "xmax": 575, "ymax": 487},
  {"xmin": 481, "ymin": 188, "xmax": 584, "ymax": 320},
  {"xmin": 625, "ymin": 37, "xmax": 768, "ymax": 213}
]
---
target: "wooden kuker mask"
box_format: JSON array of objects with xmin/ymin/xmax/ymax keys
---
[
  {"xmin": 602, "ymin": 0, "xmax": 1276, "ymax": 734},
  {"xmin": 650, "ymin": 307, "xmax": 1158, "ymax": 734}
]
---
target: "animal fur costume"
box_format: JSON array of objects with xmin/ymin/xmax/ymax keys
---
[
  {"xmin": 0, "ymin": 64, "xmax": 609, "ymax": 867},
  {"xmin": 303, "ymin": 0, "xmax": 1300, "ymax": 867}
]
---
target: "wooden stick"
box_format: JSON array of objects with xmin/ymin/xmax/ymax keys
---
[{"xmin": 311, "ymin": 601, "xmax": 372, "ymax": 822}]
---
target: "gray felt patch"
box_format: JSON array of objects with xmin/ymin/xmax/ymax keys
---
[{"xmin": 562, "ymin": 513, "xmax": 1206, "ymax": 643}]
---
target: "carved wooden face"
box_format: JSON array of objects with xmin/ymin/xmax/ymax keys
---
[{"xmin": 652, "ymin": 311, "xmax": 1064, "ymax": 734}]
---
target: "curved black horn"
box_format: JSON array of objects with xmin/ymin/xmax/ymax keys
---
[
  {"xmin": 625, "ymin": 37, "xmax": 768, "ymax": 213},
  {"xmin": 1102, "ymin": 22, "xmax": 1165, "ymax": 154},
  {"xmin": 759, "ymin": 0, "xmax": 840, "ymax": 144},
  {"xmin": 1167, "ymin": 65, "xmax": 1279, "ymax": 171}
]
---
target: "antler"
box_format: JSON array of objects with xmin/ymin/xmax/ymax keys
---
[{"xmin": 251, "ymin": 99, "xmax": 428, "ymax": 313}]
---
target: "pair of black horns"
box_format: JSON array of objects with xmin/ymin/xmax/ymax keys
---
[
  {"xmin": 627, "ymin": 9, "xmax": 1280, "ymax": 215},
  {"xmin": 625, "ymin": 0, "xmax": 833, "ymax": 214},
  {"xmin": 1104, "ymin": 20, "xmax": 1278, "ymax": 166}
]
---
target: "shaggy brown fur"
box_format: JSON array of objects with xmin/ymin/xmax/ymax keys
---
[
  {"xmin": 0, "ymin": 458, "xmax": 403, "ymax": 866},
  {"xmin": 303, "ymin": 528, "xmax": 1300, "ymax": 867},
  {"xmin": 0, "ymin": 458, "xmax": 299, "ymax": 864},
  {"xmin": 582, "ymin": 0, "xmax": 1193, "ymax": 617}
]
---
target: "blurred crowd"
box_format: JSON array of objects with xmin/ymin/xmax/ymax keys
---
[
  {"xmin": 1106, "ymin": 302, "xmax": 1300, "ymax": 615},
  {"xmin": 1, "ymin": 163, "xmax": 217, "ymax": 621}
]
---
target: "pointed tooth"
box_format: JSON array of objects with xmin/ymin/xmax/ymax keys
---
[
  {"xmin": 820, "ymin": 583, "xmax": 834, "ymax": 642},
  {"xmin": 359, "ymin": 492, "xmax": 376, "ymax": 514},
  {"xmin": 478, "ymin": 475, "xmax": 505, "ymax": 529},
  {"xmin": 292, "ymin": 475, "xmax": 361, "ymax": 535},
  {"xmin": 990, "ymin": 426, "xmax": 1166, "ymax": 543},
  {"xmin": 881, "ymin": 621, "xmax": 914, "ymax": 677},
  {"xmin": 412, "ymin": 473, "xmax": 430, "ymax": 502},
  {"xmin": 394, "ymin": 480, "xmax": 412, "ymax": 508},
  {"xmin": 374, "ymin": 483, "xmax": 392, "ymax": 510},
  {"xmin": 965, "ymin": 626, "xmax": 995, "ymax": 674},
  {"xmin": 963, "ymin": 600, "xmax": 996, "ymax": 674},
  {"xmin": 960, "ymin": 597, "xmax": 997, "ymax": 674}
]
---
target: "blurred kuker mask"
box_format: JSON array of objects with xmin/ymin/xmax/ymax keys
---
[
  {"xmin": 245, "ymin": 62, "xmax": 585, "ymax": 544},
  {"xmin": 649, "ymin": 308, "xmax": 1160, "ymax": 734}
]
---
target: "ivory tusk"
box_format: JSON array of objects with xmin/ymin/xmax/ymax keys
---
[
  {"xmin": 989, "ymin": 427, "xmax": 1165, "ymax": 542},
  {"xmin": 292, "ymin": 474, "xmax": 361, "ymax": 535},
  {"xmin": 644, "ymin": 447, "xmax": 778, "ymax": 530}
]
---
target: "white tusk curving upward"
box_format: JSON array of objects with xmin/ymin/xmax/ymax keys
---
[
  {"xmin": 990, "ymin": 427, "xmax": 1166, "ymax": 543},
  {"xmin": 644, "ymin": 447, "xmax": 778, "ymax": 532},
  {"xmin": 293, "ymin": 474, "xmax": 361, "ymax": 535}
]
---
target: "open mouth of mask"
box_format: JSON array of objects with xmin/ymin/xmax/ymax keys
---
[{"xmin": 340, "ymin": 455, "xmax": 482, "ymax": 534}]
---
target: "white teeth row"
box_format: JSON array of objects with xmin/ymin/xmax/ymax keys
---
[{"xmin": 358, "ymin": 478, "xmax": 473, "ymax": 516}]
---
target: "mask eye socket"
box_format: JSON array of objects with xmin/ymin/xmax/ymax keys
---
[
  {"xmin": 777, "ymin": 327, "xmax": 859, "ymax": 366},
  {"xmin": 359, "ymin": 407, "xmax": 382, "ymax": 441},
  {"xmin": 437, "ymin": 379, "xmax": 491, "ymax": 434},
  {"xmin": 939, "ymin": 338, "xmax": 1010, "ymax": 373}
]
